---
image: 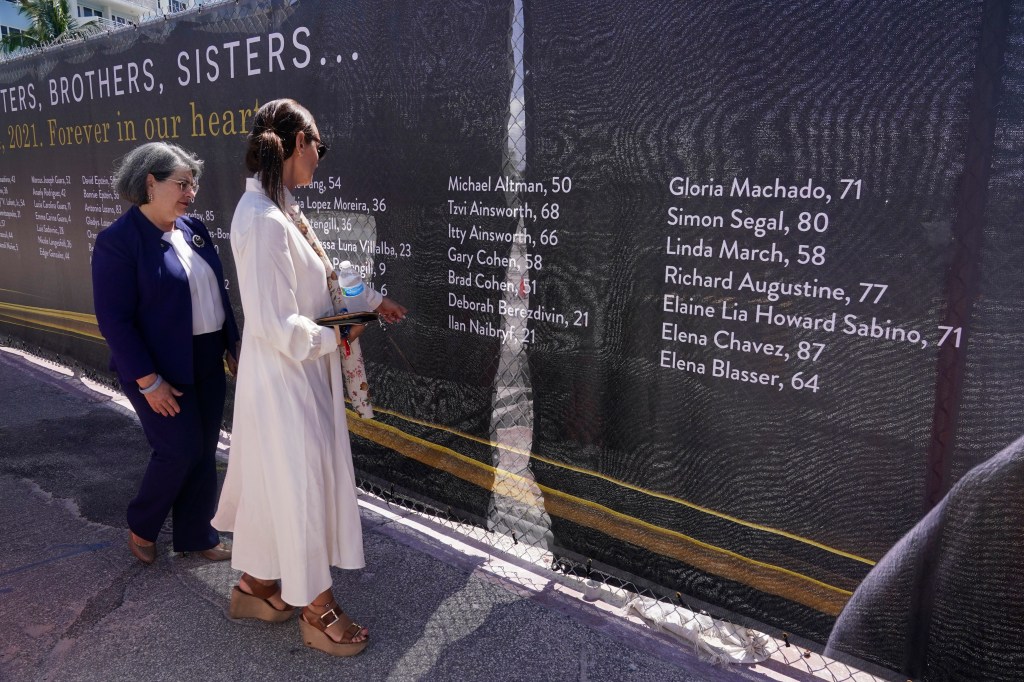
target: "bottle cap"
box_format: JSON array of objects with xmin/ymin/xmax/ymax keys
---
[{"xmin": 340, "ymin": 260, "xmax": 352, "ymax": 269}]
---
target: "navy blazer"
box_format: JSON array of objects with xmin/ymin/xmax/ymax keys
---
[{"xmin": 92, "ymin": 205, "xmax": 240, "ymax": 386}]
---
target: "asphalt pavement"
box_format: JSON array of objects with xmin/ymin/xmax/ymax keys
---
[{"xmin": 0, "ymin": 346, "xmax": 830, "ymax": 682}]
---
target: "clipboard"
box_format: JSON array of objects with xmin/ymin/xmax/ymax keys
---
[{"xmin": 314, "ymin": 311, "xmax": 381, "ymax": 327}]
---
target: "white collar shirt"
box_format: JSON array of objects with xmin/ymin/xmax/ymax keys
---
[{"xmin": 162, "ymin": 228, "xmax": 226, "ymax": 335}]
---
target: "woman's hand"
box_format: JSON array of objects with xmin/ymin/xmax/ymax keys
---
[
  {"xmin": 333, "ymin": 324, "xmax": 366, "ymax": 348},
  {"xmin": 226, "ymin": 341, "xmax": 241, "ymax": 377},
  {"xmin": 137, "ymin": 374, "xmax": 183, "ymax": 417},
  {"xmin": 375, "ymin": 297, "xmax": 408, "ymax": 323}
]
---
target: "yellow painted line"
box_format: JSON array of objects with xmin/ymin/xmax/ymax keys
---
[
  {"xmin": 0, "ymin": 295, "xmax": 858, "ymax": 612},
  {"xmin": 0, "ymin": 304, "xmax": 865, "ymax": 563},
  {"xmin": 0, "ymin": 302, "xmax": 102, "ymax": 340},
  {"xmin": 0, "ymin": 315, "xmax": 106, "ymax": 345},
  {"xmin": 0, "ymin": 298, "xmax": 868, "ymax": 602},
  {"xmin": 348, "ymin": 412, "xmax": 854, "ymax": 615},
  {"xmin": 0, "ymin": 288, "xmax": 45, "ymax": 298},
  {"xmin": 369, "ymin": 405, "xmax": 875, "ymax": 567}
]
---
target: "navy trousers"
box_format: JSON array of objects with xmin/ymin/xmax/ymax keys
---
[{"xmin": 121, "ymin": 332, "xmax": 226, "ymax": 552}]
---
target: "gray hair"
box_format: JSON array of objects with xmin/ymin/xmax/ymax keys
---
[{"xmin": 113, "ymin": 142, "xmax": 204, "ymax": 205}]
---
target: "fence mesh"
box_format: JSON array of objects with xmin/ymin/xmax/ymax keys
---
[
  {"xmin": 0, "ymin": 0, "xmax": 230, "ymax": 64},
  {"xmin": 354, "ymin": 474, "xmax": 893, "ymax": 681},
  {"xmin": 3, "ymin": 0, "xmax": 1021, "ymax": 679},
  {"xmin": 336, "ymin": 1, "xmax": 915, "ymax": 679}
]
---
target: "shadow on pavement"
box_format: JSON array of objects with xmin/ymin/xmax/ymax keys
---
[{"xmin": 0, "ymin": 348, "xmax": 765, "ymax": 681}]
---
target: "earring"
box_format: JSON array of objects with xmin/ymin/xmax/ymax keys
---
[{"xmin": 147, "ymin": 192, "xmax": 153, "ymax": 203}]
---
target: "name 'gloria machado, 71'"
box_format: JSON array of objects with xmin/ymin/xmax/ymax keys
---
[{"xmin": 668, "ymin": 176, "xmax": 863, "ymax": 203}]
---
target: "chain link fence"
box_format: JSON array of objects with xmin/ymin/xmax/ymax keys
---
[
  {"xmin": 4, "ymin": 1, "xmax": 1020, "ymax": 680},
  {"xmin": 338, "ymin": 1, "xmax": 897, "ymax": 679},
  {"xmin": 0, "ymin": 0, "xmax": 233, "ymax": 65},
  {"xmin": 353, "ymin": 476, "xmax": 889, "ymax": 681},
  {"xmin": 0, "ymin": 330, "xmax": 887, "ymax": 679}
]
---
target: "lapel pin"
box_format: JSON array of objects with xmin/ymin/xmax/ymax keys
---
[{"xmin": 192, "ymin": 234, "xmax": 205, "ymax": 249}]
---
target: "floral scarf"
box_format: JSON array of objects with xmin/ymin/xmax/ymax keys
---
[{"xmin": 285, "ymin": 202, "xmax": 374, "ymax": 419}]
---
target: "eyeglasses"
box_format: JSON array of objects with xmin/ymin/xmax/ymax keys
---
[
  {"xmin": 309, "ymin": 135, "xmax": 329, "ymax": 159},
  {"xmin": 167, "ymin": 178, "xmax": 200, "ymax": 194}
]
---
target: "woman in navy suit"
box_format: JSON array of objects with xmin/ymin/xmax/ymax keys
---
[{"xmin": 92, "ymin": 142, "xmax": 240, "ymax": 565}]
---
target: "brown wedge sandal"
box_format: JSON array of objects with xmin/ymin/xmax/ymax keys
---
[
  {"xmin": 299, "ymin": 601, "xmax": 369, "ymax": 657},
  {"xmin": 229, "ymin": 576, "xmax": 295, "ymax": 623}
]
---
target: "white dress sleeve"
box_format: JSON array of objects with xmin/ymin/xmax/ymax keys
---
[
  {"xmin": 363, "ymin": 284, "xmax": 384, "ymax": 312},
  {"xmin": 234, "ymin": 205, "xmax": 336, "ymax": 361}
]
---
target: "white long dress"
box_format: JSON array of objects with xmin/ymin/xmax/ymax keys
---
[{"xmin": 213, "ymin": 178, "xmax": 363, "ymax": 606}]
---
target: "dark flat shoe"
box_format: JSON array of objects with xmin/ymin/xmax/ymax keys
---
[
  {"xmin": 199, "ymin": 544, "xmax": 231, "ymax": 561},
  {"xmin": 129, "ymin": 532, "xmax": 156, "ymax": 565}
]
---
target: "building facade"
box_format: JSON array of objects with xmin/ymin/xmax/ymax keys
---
[{"xmin": 2, "ymin": 0, "xmax": 195, "ymax": 41}]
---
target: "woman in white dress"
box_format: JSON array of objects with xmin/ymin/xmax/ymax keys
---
[{"xmin": 212, "ymin": 99, "xmax": 406, "ymax": 656}]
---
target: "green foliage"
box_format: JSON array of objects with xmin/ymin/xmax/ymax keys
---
[{"xmin": 1, "ymin": 0, "xmax": 101, "ymax": 54}]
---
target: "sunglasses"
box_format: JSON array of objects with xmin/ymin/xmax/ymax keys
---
[{"xmin": 308, "ymin": 134, "xmax": 329, "ymax": 159}]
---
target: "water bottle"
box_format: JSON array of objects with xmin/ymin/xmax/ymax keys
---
[{"xmin": 338, "ymin": 260, "xmax": 369, "ymax": 312}]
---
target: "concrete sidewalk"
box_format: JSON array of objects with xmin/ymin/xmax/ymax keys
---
[{"xmin": 0, "ymin": 347, "xmax": 827, "ymax": 682}]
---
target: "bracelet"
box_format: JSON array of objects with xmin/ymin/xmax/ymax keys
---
[
  {"xmin": 333, "ymin": 325, "xmax": 350, "ymax": 347},
  {"xmin": 139, "ymin": 375, "xmax": 163, "ymax": 395}
]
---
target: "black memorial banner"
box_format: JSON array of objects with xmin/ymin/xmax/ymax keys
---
[
  {"xmin": 514, "ymin": 0, "xmax": 1023, "ymax": 658},
  {"xmin": 1, "ymin": 0, "xmax": 1022, "ymax": 671},
  {"xmin": 0, "ymin": 0, "xmax": 513, "ymax": 530},
  {"xmin": 518, "ymin": 0, "xmax": 985, "ymax": 640}
]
